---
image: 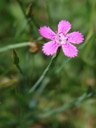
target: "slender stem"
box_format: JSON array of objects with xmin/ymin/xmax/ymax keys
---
[
  {"xmin": 16, "ymin": 0, "xmax": 33, "ymax": 29},
  {"xmin": 16, "ymin": 64, "xmax": 27, "ymax": 92},
  {"xmin": 16, "ymin": 0, "xmax": 33, "ymax": 35},
  {"xmin": 12, "ymin": 50, "xmax": 27, "ymax": 93},
  {"xmin": 17, "ymin": 0, "xmax": 39, "ymax": 32},
  {"xmin": 37, "ymin": 90, "xmax": 96, "ymax": 118},
  {"xmin": 34, "ymin": 78, "xmax": 49, "ymax": 99},
  {"xmin": 0, "ymin": 42, "xmax": 31, "ymax": 53},
  {"xmin": 29, "ymin": 53, "xmax": 57, "ymax": 94},
  {"xmin": 16, "ymin": 0, "xmax": 26, "ymax": 17},
  {"xmin": 29, "ymin": 79, "xmax": 49, "ymax": 108},
  {"xmin": 55, "ymin": 58, "xmax": 71, "ymax": 74}
]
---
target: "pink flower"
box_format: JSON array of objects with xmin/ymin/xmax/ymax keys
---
[{"xmin": 39, "ymin": 20, "xmax": 84, "ymax": 58}]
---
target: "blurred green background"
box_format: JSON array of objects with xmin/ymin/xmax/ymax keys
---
[{"xmin": 0, "ymin": 0, "xmax": 96, "ymax": 128}]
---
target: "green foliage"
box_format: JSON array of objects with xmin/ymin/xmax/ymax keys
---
[{"xmin": 0, "ymin": 0, "xmax": 96, "ymax": 128}]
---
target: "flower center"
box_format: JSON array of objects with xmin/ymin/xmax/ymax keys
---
[{"xmin": 55, "ymin": 33, "xmax": 68, "ymax": 45}]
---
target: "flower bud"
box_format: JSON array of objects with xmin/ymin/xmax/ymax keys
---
[
  {"xmin": 29, "ymin": 42, "xmax": 40, "ymax": 53},
  {"xmin": 26, "ymin": 3, "xmax": 33, "ymax": 17}
]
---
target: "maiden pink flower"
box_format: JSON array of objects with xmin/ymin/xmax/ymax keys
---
[{"xmin": 39, "ymin": 20, "xmax": 84, "ymax": 58}]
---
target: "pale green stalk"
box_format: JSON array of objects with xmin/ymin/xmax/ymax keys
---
[
  {"xmin": 0, "ymin": 42, "xmax": 31, "ymax": 53},
  {"xmin": 29, "ymin": 54, "xmax": 56, "ymax": 93}
]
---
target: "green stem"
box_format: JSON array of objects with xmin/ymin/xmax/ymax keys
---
[
  {"xmin": 29, "ymin": 54, "xmax": 57, "ymax": 93},
  {"xmin": 0, "ymin": 42, "xmax": 31, "ymax": 53},
  {"xmin": 17, "ymin": 0, "xmax": 39, "ymax": 32},
  {"xmin": 29, "ymin": 79, "xmax": 49, "ymax": 108},
  {"xmin": 37, "ymin": 90, "xmax": 96, "ymax": 118},
  {"xmin": 16, "ymin": 0, "xmax": 33, "ymax": 30},
  {"xmin": 16, "ymin": 64, "xmax": 27, "ymax": 92},
  {"xmin": 16, "ymin": 0, "xmax": 26, "ymax": 17}
]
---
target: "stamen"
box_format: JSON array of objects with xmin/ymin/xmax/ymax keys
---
[{"xmin": 55, "ymin": 33, "xmax": 68, "ymax": 46}]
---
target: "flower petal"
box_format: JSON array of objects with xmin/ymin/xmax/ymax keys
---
[
  {"xmin": 62, "ymin": 42, "xmax": 78, "ymax": 58},
  {"xmin": 67, "ymin": 31, "xmax": 84, "ymax": 44},
  {"xmin": 42, "ymin": 41, "xmax": 59, "ymax": 56},
  {"xmin": 58, "ymin": 20, "xmax": 71, "ymax": 35},
  {"xmin": 39, "ymin": 26, "xmax": 56, "ymax": 40}
]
